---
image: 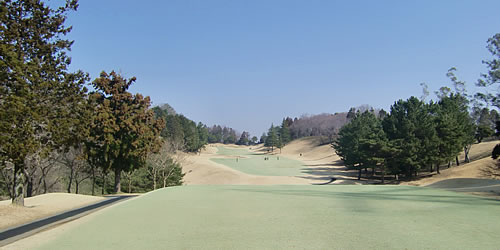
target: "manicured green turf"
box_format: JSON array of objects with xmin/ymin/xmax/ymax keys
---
[
  {"xmin": 37, "ymin": 185, "xmax": 500, "ymax": 250},
  {"xmin": 211, "ymin": 146, "xmax": 306, "ymax": 176}
]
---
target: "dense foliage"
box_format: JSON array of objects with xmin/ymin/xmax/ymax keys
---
[
  {"xmin": 152, "ymin": 105, "xmax": 208, "ymax": 153},
  {"xmin": 0, "ymin": 0, "xmax": 87, "ymax": 205},
  {"xmin": 334, "ymin": 92, "xmax": 477, "ymax": 181},
  {"xmin": 0, "ymin": 0, "xmax": 185, "ymax": 204}
]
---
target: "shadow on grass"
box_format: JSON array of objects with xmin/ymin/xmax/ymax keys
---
[
  {"xmin": 227, "ymin": 186, "xmax": 500, "ymax": 206},
  {"xmin": 301, "ymin": 155, "xmax": 337, "ymax": 161}
]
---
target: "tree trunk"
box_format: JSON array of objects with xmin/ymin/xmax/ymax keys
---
[
  {"xmin": 75, "ymin": 180, "xmax": 80, "ymax": 194},
  {"xmin": 91, "ymin": 167, "xmax": 96, "ymax": 196},
  {"xmin": 67, "ymin": 167, "xmax": 74, "ymax": 193},
  {"xmin": 430, "ymin": 164, "xmax": 433, "ymax": 173},
  {"xmin": 381, "ymin": 171, "xmax": 385, "ymax": 184},
  {"xmin": 381, "ymin": 165, "xmax": 385, "ymax": 184},
  {"xmin": 455, "ymin": 156, "xmax": 459, "ymax": 166},
  {"xmin": 12, "ymin": 165, "xmax": 25, "ymax": 206},
  {"xmin": 358, "ymin": 168, "xmax": 362, "ymax": 180},
  {"xmin": 26, "ymin": 175, "xmax": 33, "ymax": 198},
  {"xmin": 153, "ymin": 172, "xmax": 157, "ymax": 190},
  {"xmin": 447, "ymin": 162, "xmax": 451, "ymax": 168},
  {"xmin": 128, "ymin": 176, "xmax": 132, "ymax": 194},
  {"xmin": 114, "ymin": 168, "xmax": 121, "ymax": 193},
  {"xmin": 42, "ymin": 177, "xmax": 48, "ymax": 194},
  {"xmin": 464, "ymin": 146, "xmax": 470, "ymax": 163},
  {"xmin": 371, "ymin": 167, "xmax": 375, "ymax": 177},
  {"xmin": 163, "ymin": 177, "xmax": 167, "ymax": 188},
  {"xmin": 436, "ymin": 162, "xmax": 440, "ymax": 174},
  {"xmin": 101, "ymin": 172, "xmax": 106, "ymax": 195}
]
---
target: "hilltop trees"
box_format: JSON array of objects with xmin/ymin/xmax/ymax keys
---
[
  {"xmin": 287, "ymin": 113, "xmax": 348, "ymax": 141},
  {"xmin": 206, "ymin": 125, "xmax": 239, "ymax": 144},
  {"xmin": 237, "ymin": 131, "xmax": 250, "ymax": 145},
  {"xmin": 152, "ymin": 105, "xmax": 208, "ymax": 153},
  {"xmin": 334, "ymin": 92, "xmax": 476, "ymax": 181},
  {"xmin": 0, "ymin": 0, "xmax": 87, "ymax": 205},
  {"xmin": 86, "ymin": 71, "xmax": 164, "ymax": 193}
]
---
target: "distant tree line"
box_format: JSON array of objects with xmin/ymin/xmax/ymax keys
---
[{"xmin": 259, "ymin": 105, "xmax": 383, "ymax": 150}]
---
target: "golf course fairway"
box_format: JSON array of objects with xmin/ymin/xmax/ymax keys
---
[
  {"xmin": 35, "ymin": 185, "xmax": 500, "ymax": 249},
  {"xmin": 211, "ymin": 147, "xmax": 306, "ymax": 176}
]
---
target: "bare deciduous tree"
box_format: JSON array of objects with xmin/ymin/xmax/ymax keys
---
[{"xmin": 147, "ymin": 140, "xmax": 186, "ymax": 190}]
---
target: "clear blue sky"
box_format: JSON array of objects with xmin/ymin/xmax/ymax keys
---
[{"xmin": 66, "ymin": 0, "xmax": 500, "ymax": 137}]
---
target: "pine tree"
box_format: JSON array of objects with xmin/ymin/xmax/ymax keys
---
[
  {"xmin": 382, "ymin": 97, "xmax": 438, "ymax": 179},
  {"xmin": 265, "ymin": 124, "xmax": 278, "ymax": 152},
  {"xmin": 280, "ymin": 119, "xmax": 291, "ymax": 145}
]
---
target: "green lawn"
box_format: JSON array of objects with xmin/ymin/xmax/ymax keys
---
[
  {"xmin": 36, "ymin": 185, "xmax": 500, "ymax": 250},
  {"xmin": 211, "ymin": 146, "xmax": 306, "ymax": 176}
]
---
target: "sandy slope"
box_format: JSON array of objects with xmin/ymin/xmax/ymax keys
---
[
  {"xmin": 403, "ymin": 156, "xmax": 500, "ymax": 189},
  {"xmin": 0, "ymin": 193, "xmax": 105, "ymax": 230},
  {"xmin": 181, "ymin": 144, "xmax": 311, "ymax": 185},
  {"xmin": 277, "ymin": 137, "xmax": 362, "ymax": 184}
]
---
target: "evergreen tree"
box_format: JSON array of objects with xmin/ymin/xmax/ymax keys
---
[
  {"xmin": 435, "ymin": 93, "xmax": 475, "ymax": 167},
  {"xmin": 476, "ymin": 125, "xmax": 494, "ymax": 143},
  {"xmin": 265, "ymin": 124, "xmax": 278, "ymax": 152},
  {"xmin": 237, "ymin": 131, "xmax": 250, "ymax": 145},
  {"xmin": 0, "ymin": 0, "xmax": 87, "ymax": 205},
  {"xmin": 260, "ymin": 133, "xmax": 267, "ymax": 144},
  {"xmin": 382, "ymin": 97, "xmax": 438, "ymax": 178},
  {"xmin": 251, "ymin": 136, "xmax": 258, "ymax": 145},
  {"xmin": 334, "ymin": 111, "xmax": 393, "ymax": 180},
  {"xmin": 197, "ymin": 122, "xmax": 209, "ymax": 150},
  {"xmin": 280, "ymin": 119, "xmax": 291, "ymax": 145},
  {"xmin": 87, "ymin": 71, "xmax": 164, "ymax": 193}
]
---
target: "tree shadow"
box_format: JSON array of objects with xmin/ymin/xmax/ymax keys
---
[
  {"xmin": 228, "ymin": 186, "xmax": 500, "ymax": 207},
  {"xmin": 301, "ymin": 155, "xmax": 337, "ymax": 161}
]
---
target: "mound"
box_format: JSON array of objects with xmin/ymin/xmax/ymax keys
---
[
  {"xmin": 280, "ymin": 136, "xmax": 335, "ymax": 160},
  {"xmin": 0, "ymin": 193, "xmax": 105, "ymax": 230},
  {"xmin": 426, "ymin": 178, "xmax": 500, "ymax": 196},
  {"xmin": 426, "ymin": 178, "xmax": 500, "ymax": 189}
]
